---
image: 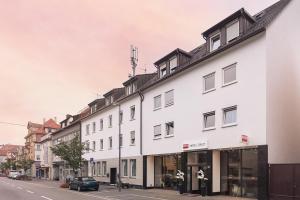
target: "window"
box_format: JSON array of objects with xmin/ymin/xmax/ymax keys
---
[
  {"xmin": 130, "ymin": 159, "xmax": 136, "ymax": 177},
  {"xmin": 130, "ymin": 131, "xmax": 135, "ymax": 145},
  {"xmin": 154, "ymin": 125, "xmax": 162, "ymax": 139},
  {"xmin": 100, "ymin": 119, "xmax": 103, "ymax": 131},
  {"xmin": 108, "ymin": 115, "xmax": 112, "ymax": 127},
  {"xmin": 92, "ymin": 122, "xmax": 96, "ymax": 133},
  {"xmin": 154, "ymin": 95, "xmax": 162, "ymax": 110},
  {"xmin": 36, "ymin": 155, "xmax": 40, "ymax": 161},
  {"xmin": 120, "ymin": 134, "xmax": 123, "ymax": 147},
  {"xmin": 160, "ymin": 63, "xmax": 167, "ymax": 77},
  {"xmin": 91, "ymin": 104, "xmax": 97, "ymax": 113},
  {"xmin": 226, "ymin": 20, "xmax": 239, "ymax": 43},
  {"xmin": 223, "ymin": 106, "xmax": 237, "ymax": 126},
  {"xmin": 203, "ymin": 111, "xmax": 215, "ymax": 129},
  {"xmin": 122, "ymin": 160, "xmax": 128, "ymax": 177},
  {"xmin": 130, "ymin": 106, "xmax": 135, "ymax": 120},
  {"xmin": 36, "ymin": 144, "xmax": 41, "ymax": 151},
  {"xmin": 119, "ymin": 111, "xmax": 123, "ymax": 124},
  {"xmin": 169, "ymin": 56, "xmax": 178, "ymax": 73},
  {"xmin": 210, "ymin": 33, "xmax": 221, "ymax": 51},
  {"xmin": 132, "ymin": 82, "xmax": 137, "ymax": 93},
  {"xmin": 108, "ymin": 137, "xmax": 112, "ymax": 149},
  {"xmin": 92, "ymin": 162, "xmax": 96, "ymax": 176},
  {"xmin": 100, "ymin": 139, "xmax": 103, "ymax": 150},
  {"xmin": 165, "ymin": 90, "xmax": 174, "ymax": 107},
  {"xmin": 223, "ymin": 64, "xmax": 237, "ymax": 85},
  {"xmin": 92, "ymin": 141, "xmax": 96, "ymax": 151},
  {"xmin": 97, "ymin": 162, "xmax": 101, "ymax": 176},
  {"xmin": 102, "ymin": 161, "xmax": 107, "ymax": 176},
  {"xmin": 86, "ymin": 124, "xmax": 90, "ymax": 135},
  {"xmin": 86, "ymin": 141, "xmax": 90, "ymax": 152},
  {"xmin": 126, "ymin": 86, "xmax": 131, "ymax": 95},
  {"xmin": 203, "ymin": 72, "xmax": 215, "ymax": 92},
  {"xmin": 165, "ymin": 122, "xmax": 174, "ymax": 136}
]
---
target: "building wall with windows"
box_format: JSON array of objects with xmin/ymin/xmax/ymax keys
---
[
  {"xmin": 81, "ymin": 95, "xmax": 143, "ymax": 186},
  {"xmin": 142, "ymin": 33, "xmax": 267, "ymax": 156}
]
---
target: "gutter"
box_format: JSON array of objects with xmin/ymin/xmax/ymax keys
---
[{"xmin": 138, "ymin": 90, "xmax": 144, "ymax": 156}]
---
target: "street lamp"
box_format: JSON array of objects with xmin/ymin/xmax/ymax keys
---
[{"xmin": 113, "ymin": 102, "xmax": 121, "ymax": 192}]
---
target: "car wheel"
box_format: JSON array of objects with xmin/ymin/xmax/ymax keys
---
[{"xmin": 77, "ymin": 186, "xmax": 81, "ymax": 192}]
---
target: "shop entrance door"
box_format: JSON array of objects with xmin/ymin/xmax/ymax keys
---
[
  {"xmin": 110, "ymin": 168, "xmax": 117, "ymax": 185},
  {"xmin": 187, "ymin": 165, "xmax": 201, "ymax": 194}
]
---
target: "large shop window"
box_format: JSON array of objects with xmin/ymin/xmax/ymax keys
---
[
  {"xmin": 220, "ymin": 149, "xmax": 258, "ymax": 198},
  {"xmin": 154, "ymin": 154, "xmax": 181, "ymax": 190}
]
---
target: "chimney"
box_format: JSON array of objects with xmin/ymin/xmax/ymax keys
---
[{"xmin": 54, "ymin": 117, "xmax": 57, "ymax": 122}]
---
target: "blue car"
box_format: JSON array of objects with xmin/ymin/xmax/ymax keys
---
[{"xmin": 69, "ymin": 177, "xmax": 99, "ymax": 192}]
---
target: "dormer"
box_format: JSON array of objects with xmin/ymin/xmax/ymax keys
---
[
  {"xmin": 88, "ymin": 98, "xmax": 105, "ymax": 113},
  {"xmin": 202, "ymin": 8, "xmax": 255, "ymax": 53},
  {"xmin": 103, "ymin": 88, "xmax": 125, "ymax": 105},
  {"xmin": 154, "ymin": 48, "xmax": 192, "ymax": 79},
  {"xmin": 123, "ymin": 73, "xmax": 156, "ymax": 95}
]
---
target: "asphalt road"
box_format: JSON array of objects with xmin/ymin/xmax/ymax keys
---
[{"xmin": 0, "ymin": 177, "xmax": 247, "ymax": 200}]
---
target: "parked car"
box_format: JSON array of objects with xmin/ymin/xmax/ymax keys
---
[
  {"xmin": 8, "ymin": 170, "xmax": 20, "ymax": 179},
  {"xmin": 69, "ymin": 177, "xmax": 99, "ymax": 192},
  {"xmin": 15, "ymin": 174, "xmax": 31, "ymax": 180}
]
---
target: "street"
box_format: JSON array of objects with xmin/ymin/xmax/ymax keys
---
[{"xmin": 0, "ymin": 177, "xmax": 250, "ymax": 200}]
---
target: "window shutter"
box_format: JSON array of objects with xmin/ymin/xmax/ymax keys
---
[{"xmin": 226, "ymin": 21, "xmax": 239, "ymax": 43}]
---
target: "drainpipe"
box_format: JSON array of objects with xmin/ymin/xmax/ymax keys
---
[{"xmin": 138, "ymin": 91, "xmax": 144, "ymax": 155}]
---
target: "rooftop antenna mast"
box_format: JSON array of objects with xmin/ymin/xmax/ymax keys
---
[{"xmin": 130, "ymin": 45, "xmax": 138, "ymax": 77}]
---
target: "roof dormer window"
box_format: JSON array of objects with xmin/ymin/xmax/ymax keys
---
[
  {"xmin": 160, "ymin": 63, "xmax": 167, "ymax": 78},
  {"xmin": 105, "ymin": 96, "xmax": 113, "ymax": 105},
  {"xmin": 226, "ymin": 20, "xmax": 239, "ymax": 43},
  {"xmin": 169, "ymin": 56, "xmax": 178, "ymax": 73},
  {"xmin": 210, "ymin": 33, "xmax": 221, "ymax": 52}
]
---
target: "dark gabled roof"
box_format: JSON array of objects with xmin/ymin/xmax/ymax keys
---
[
  {"xmin": 103, "ymin": 87, "xmax": 125, "ymax": 98},
  {"xmin": 122, "ymin": 73, "xmax": 156, "ymax": 87},
  {"xmin": 88, "ymin": 98, "xmax": 105, "ymax": 107},
  {"xmin": 202, "ymin": 8, "xmax": 256, "ymax": 38},
  {"xmin": 154, "ymin": 48, "xmax": 192, "ymax": 66},
  {"xmin": 140, "ymin": 0, "xmax": 291, "ymax": 91}
]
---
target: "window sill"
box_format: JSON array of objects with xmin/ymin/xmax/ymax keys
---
[
  {"xmin": 222, "ymin": 123, "xmax": 238, "ymax": 128},
  {"xmin": 129, "ymin": 176, "xmax": 136, "ymax": 179},
  {"xmin": 153, "ymin": 136, "xmax": 162, "ymax": 140},
  {"xmin": 203, "ymin": 88, "xmax": 216, "ymax": 94},
  {"xmin": 165, "ymin": 134, "xmax": 174, "ymax": 138},
  {"xmin": 99, "ymin": 129, "xmax": 103, "ymax": 131},
  {"xmin": 108, "ymin": 148, "xmax": 112, "ymax": 150},
  {"xmin": 130, "ymin": 118, "xmax": 135, "ymax": 121},
  {"xmin": 222, "ymin": 80, "xmax": 237, "ymax": 88},
  {"xmin": 153, "ymin": 107, "xmax": 161, "ymax": 111},
  {"xmin": 99, "ymin": 149, "xmax": 104, "ymax": 151},
  {"xmin": 203, "ymin": 127, "xmax": 216, "ymax": 132},
  {"xmin": 130, "ymin": 144, "xmax": 136, "ymax": 146}
]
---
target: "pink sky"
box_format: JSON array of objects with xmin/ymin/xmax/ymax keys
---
[{"xmin": 0, "ymin": 0, "xmax": 276, "ymax": 145}]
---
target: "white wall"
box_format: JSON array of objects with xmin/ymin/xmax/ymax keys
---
[
  {"xmin": 142, "ymin": 33, "xmax": 267, "ymax": 155},
  {"xmin": 82, "ymin": 95, "xmax": 142, "ymax": 161},
  {"xmin": 266, "ymin": 0, "xmax": 300, "ymax": 164}
]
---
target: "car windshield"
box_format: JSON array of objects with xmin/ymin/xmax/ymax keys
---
[{"xmin": 82, "ymin": 177, "xmax": 95, "ymax": 181}]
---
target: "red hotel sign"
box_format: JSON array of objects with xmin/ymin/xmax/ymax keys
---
[
  {"xmin": 182, "ymin": 140, "xmax": 208, "ymax": 151},
  {"xmin": 241, "ymin": 135, "xmax": 249, "ymax": 144}
]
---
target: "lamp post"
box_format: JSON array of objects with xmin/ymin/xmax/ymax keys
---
[{"xmin": 113, "ymin": 102, "xmax": 121, "ymax": 192}]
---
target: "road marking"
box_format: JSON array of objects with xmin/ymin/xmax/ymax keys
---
[
  {"xmin": 129, "ymin": 194, "xmax": 169, "ymax": 200},
  {"xmin": 65, "ymin": 190, "xmax": 113, "ymax": 200},
  {"xmin": 41, "ymin": 196, "xmax": 53, "ymax": 200},
  {"xmin": 17, "ymin": 186, "xmax": 23, "ymax": 190},
  {"xmin": 26, "ymin": 190, "xmax": 34, "ymax": 194}
]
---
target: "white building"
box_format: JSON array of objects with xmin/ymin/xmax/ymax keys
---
[{"xmin": 81, "ymin": 0, "xmax": 300, "ymax": 199}]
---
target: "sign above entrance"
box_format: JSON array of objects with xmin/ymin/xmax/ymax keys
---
[{"xmin": 182, "ymin": 140, "xmax": 208, "ymax": 151}]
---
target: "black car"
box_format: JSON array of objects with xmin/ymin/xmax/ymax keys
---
[{"xmin": 69, "ymin": 177, "xmax": 99, "ymax": 192}]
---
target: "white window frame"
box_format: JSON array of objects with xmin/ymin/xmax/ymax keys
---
[
  {"xmin": 100, "ymin": 139, "xmax": 103, "ymax": 150},
  {"xmin": 130, "ymin": 131, "xmax": 135, "ymax": 145},
  {"xmin": 130, "ymin": 159, "xmax": 136, "ymax": 177},
  {"xmin": 154, "ymin": 125, "xmax": 162, "ymax": 139},
  {"xmin": 86, "ymin": 124, "xmax": 90, "ymax": 135},
  {"xmin": 97, "ymin": 161, "xmax": 101, "ymax": 176},
  {"xmin": 160, "ymin": 63, "xmax": 167, "ymax": 78},
  {"xmin": 92, "ymin": 122, "xmax": 96, "ymax": 133},
  {"xmin": 108, "ymin": 115, "xmax": 112, "ymax": 128},
  {"xmin": 92, "ymin": 141, "xmax": 96, "ymax": 151},
  {"xmin": 165, "ymin": 121, "xmax": 174, "ymax": 137},
  {"xmin": 210, "ymin": 32, "xmax": 221, "ymax": 52},
  {"xmin": 222, "ymin": 63, "xmax": 237, "ymax": 86},
  {"xmin": 203, "ymin": 111, "xmax": 216, "ymax": 131},
  {"xmin": 100, "ymin": 119, "xmax": 103, "ymax": 131},
  {"xmin": 120, "ymin": 134, "xmax": 123, "ymax": 147},
  {"xmin": 203, "ymin": 72, "xmax": 216, "ymax": 93},
  {"xmin": 122, "ymin": 159, "xmax": 128, "ymax": 177},
  {"xmin": 169, "ymin": 56, "xmax": 178, "ymax": 73},
  {"xmin": 102, "ymin": 161, "xmax": 107, "ymax": 176},
  {"xmin": 226, "ymin": 20, "xmax": 239, "ymax": 43},
  {"xmin": 130, "ymin": 106, "xmax": 135, "ymax": 120},
  {"xmin": 119, "ymin": 110, "xmax": 123, "ymax": 124},
  {"xmin": 222, "ymin": 106, "xmax": 238, "ymax": 127},
  {"xmin": 108, "ymin": 137, "xmax": 112, "ymax": 149},
  {"xmin": 165, "ymin": 89, "xmax": 174, "ymax": 107},
  {"xmin": 153, "ymin": 95, "xmax": 162, "ymax": 110}
]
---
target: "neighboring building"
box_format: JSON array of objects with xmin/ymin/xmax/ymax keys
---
[
  {"xmin": 0, "ymin": 144, "xmax": 23, "ymax": 174},
  {"xmin": 40, "ymin": 129, "xmax": 53, "ymax": 179},
  {"xmin": 81, "ymin": 73, "xmax": 155, "ymax": 187},
  {"xmin": 51, "ymin": 110, "xmax": 89, "ymax": 181},
  {"xmin": 80, "ymin": 0, "xmax": 300, "ymax": 199},
  {"xmin": 25, "ymin": 119, "xmax": 60, "ymax": 177}
]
